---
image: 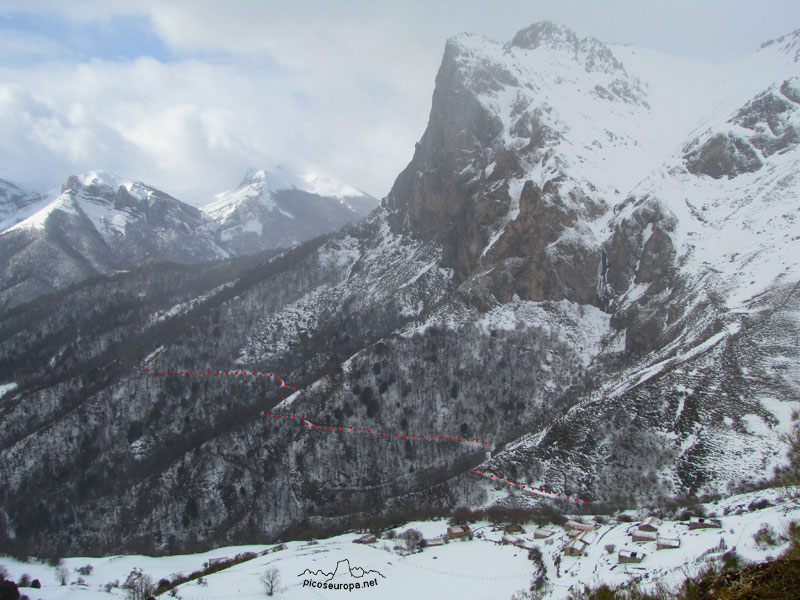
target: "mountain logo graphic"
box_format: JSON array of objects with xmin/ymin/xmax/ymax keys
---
[{"xmin": 298, "ymin": 558, "xmax": 386, "ymax": 583}]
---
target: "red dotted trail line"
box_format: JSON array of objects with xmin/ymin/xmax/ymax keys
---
[
  {"xmin": 142, "ymin": 369, "xmax": 489, "ymax": 447},
  {"xmin": 142, "ymin": 369, "xmax": 591, "ymax": 502},
  {"xmin": 473, "ymin": 469, "xmax": 588, "ymax": 504}
]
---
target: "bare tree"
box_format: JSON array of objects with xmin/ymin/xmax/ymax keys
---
[
  {"xmin": 261, "ymin": 567, "xmax": 280, "ymax": 596},
  {"xmin": 55, "ymin": 566, "xmax": 69, "ymax": 586},
  {"xmin": 122, "ymin": 568, "xmax": 154, "ymax": 600},
  {"xmin": 402, "ymin": 528, "xmax": 423, "ymax": 552}
]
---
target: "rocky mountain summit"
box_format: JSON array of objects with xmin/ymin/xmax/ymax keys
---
[{"xmin": 1, "ymin": 21, "xmax": 799, "ymax": 557}]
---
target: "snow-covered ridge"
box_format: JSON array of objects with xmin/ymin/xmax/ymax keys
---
[{"xmin": 4, "ymin": 170, "xmax": 169, "ymax": 236}]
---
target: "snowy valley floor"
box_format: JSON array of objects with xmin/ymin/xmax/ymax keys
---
[{"xmin": 2, "ymin": 488, "xmax": 799, "ymax": 599}]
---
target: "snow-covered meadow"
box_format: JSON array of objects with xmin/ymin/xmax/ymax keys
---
[{"xmin": 3, "ymin": 488, "xmax": 798, "ymax": 599}]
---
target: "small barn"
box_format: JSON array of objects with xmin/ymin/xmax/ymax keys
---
[
  {"xmin": 353, "ymin": 533, "xmax": 377, "ymax": 544},
  {"xmin": 534, "ymin": 528, "xmax": 555, "ymax": 539},
  {"xmin": 563, "ymin": 537, "xmax": 589, "ymax": 556},
  {"xmin": 638, "ymin": 516, "xmax": 662, "ymax": 532},
  {"xmin": 564, "ymin": 520, "xmax": 595, "ymax": 533},
  {"xmin": 618, "ymin": 549, "xmax": 645, "ymax": 564},
  {"xmin": 206, "ymin": 557, "xmax": 230, "ymax": 567},
  {"xmin": 447, "ymin": 524, "xmax": 472, "ymax": 539},
  {"xmin": 657, "ymin": 536, "xmax": 681, "ymax": 550},
  {"xmin": 631, "ymin": 530, "xmax": 657, "ymax": 543},
  {"xmin": 424, "ymin": 536, "xmax": 447, "ymax": 547},
  {"xmin": 689, "ymin": 517, "xmax": 722, "ymax": 530}
]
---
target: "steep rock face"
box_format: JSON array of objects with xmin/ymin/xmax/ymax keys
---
[
  {"xmin": 489, "ymin": 179, "xmax": 603, "ymax": 305},
  {"xmin": 386, "ymin": 24, "xmax": 646, "ymax": 305},
  {"xmin": 684, "ymin": 132, "xmax": 764, "ymax": 179},
  {"xmin": 683, "ymin": 77, "xmax": 800, "ymax": 179}
]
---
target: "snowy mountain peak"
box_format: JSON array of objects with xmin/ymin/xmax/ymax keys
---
[
  {"xmin": 201, "ymin": 166, "xmax": 377, "ymax": 255},
  {"xmin": 509, "ymin": 21, "xmax": 579, "ymax": 51},
  {"xmin": 78, "ymin": 169, "xmax": 128, "ymax": 189},
  {"xmin": 241, "ymin": 167, "xmax": 268, "ymax": 184},
  {"xmin": 236, "ymin": 165, "xmax": 369, "ymax": 200},
  {"xmin": 59, "ymin": 170, "xmax": 158, "ymax": 205},
  {"xmin": 508, "ymin": 21, "xmax": 625, "ymax": 75}
]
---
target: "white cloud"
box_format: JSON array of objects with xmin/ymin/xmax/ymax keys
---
[
  {"xmin": 0, "ymin": 2, "xmax": 441, "ymax": 201},
  {"xmin": 0, "ymin": 0, "xmax": 798, "ymax": 202},
  {"xmin": 0, "ymin": 50, "xmax": 431, "ymax": 202}
]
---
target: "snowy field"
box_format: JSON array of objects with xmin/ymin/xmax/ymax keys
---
[{"xmin": 2, "ymin": 488, "xmax": 799, "ymax": 599}]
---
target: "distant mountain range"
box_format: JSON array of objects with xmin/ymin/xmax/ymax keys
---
[{"xmin": 0, "ymin": 167, "xmax": 376, "ymax": 308}]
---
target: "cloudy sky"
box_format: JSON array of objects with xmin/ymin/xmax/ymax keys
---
[{"xmin": 1, "ymin": 0, "xmax": 799, "ymax": 203}]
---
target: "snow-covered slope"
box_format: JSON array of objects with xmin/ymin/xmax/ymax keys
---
[
  {"xmin": 0, "ymin": 488, "xmax": 795, "ymax": 599},
  {"xmin": 202, "ymin": 166, "xmax": 377, "ymax": 255}
]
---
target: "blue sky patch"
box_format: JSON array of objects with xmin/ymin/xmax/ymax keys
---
[{"xmin": 0, "ymin": 12, "xmax": 173, "ymax": 63}]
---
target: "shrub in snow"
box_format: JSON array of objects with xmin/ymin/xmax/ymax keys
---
[
  {"xmin": 753, "ymin": 523, "xmax": 779, "ymax": 548},
  {"xmin": 76, "ymin": 564, "xmax": 94, "ymax": 576},
  {"xmin": 748, "ymin": 498, "xmax": 773, "ymax": 512},
  {"xmin": 605, "ymin": 543, "xmax": 616, "ymax": 554},
  {"xmin": 721, "ymin": 550, "xmax": 741, "ymax": 572},
  {"xmin": 527, "ymin": 547, "xmax": 543, "ymax": 562},
  {"xmin": 155, "ymin": 578, "xmax": 171, "ymax": 594}
]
